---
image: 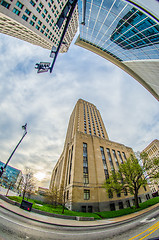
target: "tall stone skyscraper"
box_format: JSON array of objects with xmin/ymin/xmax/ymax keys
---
[{"xmin": 50, "ymin": 99, "xmax": 151, "ymax": 212}]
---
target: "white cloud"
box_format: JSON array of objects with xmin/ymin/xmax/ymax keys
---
[{"xmin": 0, "ymin": 34, "xmax": 158, "ymax": 188}]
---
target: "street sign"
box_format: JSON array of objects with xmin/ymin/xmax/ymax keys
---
[
  {"xmin": 35, "ymin": 62, "xmax": 50, "ymax": 73},
  {"xmin": 20, "ymin": 200, "xmax": 33, "ymax": 211}
]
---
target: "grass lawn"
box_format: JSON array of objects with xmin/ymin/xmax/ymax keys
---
[{"xmin": 8, "ymin": 196, "xmax": 159, "ymax": 220}]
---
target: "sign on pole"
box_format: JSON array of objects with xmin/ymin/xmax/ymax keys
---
[{"xmin": 35, "ymin": 62, "xmax": 50, "ymax": 73}]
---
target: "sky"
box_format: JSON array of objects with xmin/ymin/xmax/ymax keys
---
[{"xmin": 0, "ymin": 32, "xmax": 158, "ymax": 189}]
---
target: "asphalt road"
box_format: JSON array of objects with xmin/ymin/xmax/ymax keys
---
[{"xmin": 0, "ymin": 206, "xmax": 159, "ymax": 240}]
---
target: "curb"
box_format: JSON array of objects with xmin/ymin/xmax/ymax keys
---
[
  {"xmin": 1, "ymin": 202, "xmax": 159, "ymax": 229},
  {"xmin": 0, "ymin": 194, "xmax": 159, "ymax": 229}
]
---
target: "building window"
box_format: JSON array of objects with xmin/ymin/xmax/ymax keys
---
[
  {"xmin": 25, "ymin": 9, "xmax": 31, "ymax": 16},
  {"xmin": 122, "ymin": 152, "xmax": 127, "ymax": 160},
  {"xmin": 36, "ymin": 25, "xmax": 40, "ymax": 30},
  {"xmin": 36, "ymin": 7, "xmax": 41, "ymax": 13},
  {"xmin": 81, "ymin": 206, "xmax": 86, "ymax": 212},
  {"xmin": 117, "ymin": 151, "xmax": 124, "ymax": 164},
  {"xmin": 83, "ymin": 143, "xmax": 89, "ymax": 184},
  {"xmin": 108, "ymin": 189, "xmax": 113, "ymax": 199},
  {"xmin": 68, "ymin": 146, "xmax": 73, "ymax": 184},
  {"xmin": 38, "ymin": 20, "xmax": 42, "ymax": 25},
  {"xmin": 39, "ymin": 2, "xmax": 44, "ymax": 8},
  {"xmin": 117, "ymin": 192, "xmax": 121, "ymax": 197},
  {"xmin": 126, "ymin": 200, "xmax": 130, "ymax": 208},
  {"xmin": 84, "ymin": 189, "xmax": 90, "ymax": 200},
  {"xmin": 16, "ymin": 1, "xmax": 23, "ymax": 9},
  {"xmin": 44, "ymin": 8, "xmax": 48, "ymax": 14},
  {"xmin": 22, "ymin": 14, "xmax": 28, "ymax": 21},
  {"xmin": 83, "ymin": 103, "xmax": 87, "ymax": 134},
  {"xmin": 42, "ymin": 13, "xmax": 45, "ymax": 18},
  {"xmin": 124, "ymin": 188, "xmax": 128, "ymax": 196},
  {"xmin": 32, "ymin": 15, "xmax": 37, "ymax": 21},
  {"xmin": 119, "ymin": 201, "xmax": 124, "ymax": 209},
  {"xmin": 42, "ymin": 24, "xmax": 46, "ymax": 29},
  {"xmin": 88, "ymin": 206, "xmax": 93, "ymax": 213},
  {"xmin": 40, "ymin": 29, "xmax": 44, "ymax": 33},
  {"xmin": 146, "ymin": 194, "xmax": 150, "ymax": 200},
  {"xmin": 1, "ymin": 0, "xmax": 10, "ymax": 8},
  {"xmin": 83, "ymin": 173, "xmax": 89, "ymax": 184},
  {"xmin": 30, "ymin": 0, "xmax": 35, "ymax": 6},
  {"xmin": 138, "ymin": 197, "xmax": 142, "ymax": 203},
  {"xmin": 66, "ymin": 190, "xmax": 69, "ymax": 200},
  {"xmin": 13, "ymin": 8, "xmax": 20, "ymax": 15},
  {"xmin": 110, "ymin": 203, "xmax": 115, "ymax": 211},
  {"xmin": 107, "ymin": 148, "xmax": 114, "ymax": 171},
  {"xmin": 100, "ymin": 147, "xmax": 109, "ymax": 180},
  {"xmin": 46, "ymin": 18, "xmax": 49, "ymax": 23},
  {"xmin": 144, "ymin": 186, "xmax": 147, "ymax": 191},
  {"xmin": 112, "ymin": 149, "xmax": 119, "ymax": 169},
  {"xmin": 29, "ymin": 20, "xmax": 34, "ymax": 26}
]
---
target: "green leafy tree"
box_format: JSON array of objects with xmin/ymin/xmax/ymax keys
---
[
  {"xmin": 104, "ymin": 154, "xmax": 159, "ymax": 209},
  {"xmin": 140, "ymin": 152, "xmax": 159, "ymax": 181}
]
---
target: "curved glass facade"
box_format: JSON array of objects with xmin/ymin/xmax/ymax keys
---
[{"xmin": 78, "ymin": 0, "xmax": 159, "ymax": 62}]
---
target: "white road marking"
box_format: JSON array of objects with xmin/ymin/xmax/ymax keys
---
[{"xmin": 140, "ymin": 218, "xmax": 156, "ymax": 223}]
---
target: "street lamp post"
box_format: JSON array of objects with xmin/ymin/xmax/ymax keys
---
[{"xmin": 0, "ymin": 123, "xmax": 27, "ymax": 178}]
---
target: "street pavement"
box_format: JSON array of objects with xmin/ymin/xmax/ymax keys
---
[{"xmin": 0, "ymin": 189, "xmax": 159, "ymax": 227}]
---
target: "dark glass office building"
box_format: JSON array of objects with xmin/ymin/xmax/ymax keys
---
[
  {"xmin": 0, "ymin": 161, "xmax": 21, "ymax": 189},
  {"xmin": 110, "ymin": 7, "xmax": 159, "ymax": 50}
]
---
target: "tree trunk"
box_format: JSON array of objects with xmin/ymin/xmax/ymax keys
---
[
  {"xmin": 6, "ymin": 182, "xmax": 12, "ymax": 196},
  {"xmin": 22, "ymin": 184, "xmax": 27, "ymax": 200},
  {"xmin": 62, "ymin": 203, "xmax": 65, "ymax": 214},
  {"xmin": 134, "ymin": 191, "xmax": 139, "ymax": 209}
]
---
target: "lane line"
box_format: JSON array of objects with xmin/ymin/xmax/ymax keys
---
[
  {"xmin": 139, "ymin": 226, "xmax": 159, "ymax": 240},
  {"xmin": 129, "ymin": 222, "xmax": 159, "ymax": 240}
]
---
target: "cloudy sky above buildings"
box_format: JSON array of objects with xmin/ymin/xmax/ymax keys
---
[{"xmin": 0, "ymin": 32, "xmax": 158, "ymax": 188}]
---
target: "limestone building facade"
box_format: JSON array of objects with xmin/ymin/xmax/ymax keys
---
[
  {"xmin": 50, "ymin": 99, "xmax": 152, "ymax": 212},
  {"xmin": 0, "ymin": 0, "xmax": 78, "ymax": 52},
  {"xmin": 142, "ymin": 139, "xmax": 159, "ymax": 194}
]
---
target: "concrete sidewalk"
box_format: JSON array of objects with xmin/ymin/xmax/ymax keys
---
[{"xmin": 1, "ymin": 196, "xmax": 159, "ymax": 227}]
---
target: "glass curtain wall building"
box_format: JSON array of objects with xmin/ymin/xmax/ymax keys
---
[
  {"xmin": 76, "ymin": 0, "xmax": 159, "ymax": 100},
  {"xmin": 0, "ymin": 160, "xmax": 22, "ymax": 190}
]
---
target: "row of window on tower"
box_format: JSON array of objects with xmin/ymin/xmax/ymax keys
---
[
  {"xmin": 0, "ymin": 0, "xmax": 63, "ymax": 45},
  {"xmin": 100, "ymin": 147, "xmax": 127, "ymax": 180},
  {"xmin": 82, "ymin": 143, "xmax": 127, "ymax": 185},
  {"xmin": 83, "ymin": 103, "xmax": 105, "ymax": 138}
]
